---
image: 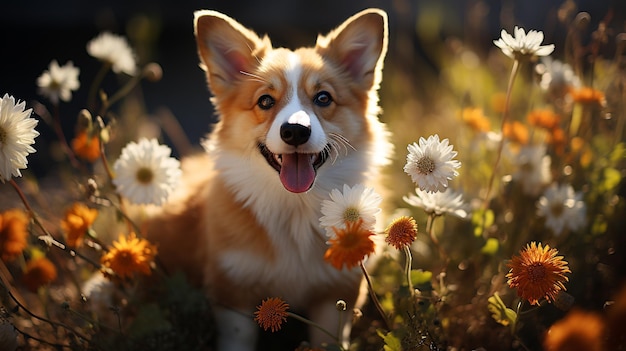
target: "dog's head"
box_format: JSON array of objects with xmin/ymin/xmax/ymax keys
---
[{"xmin": 194, "ymin": 9, "xmax": 388, "ymax": 193}]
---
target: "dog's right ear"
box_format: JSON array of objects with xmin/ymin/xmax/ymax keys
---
[{"xmin": 194, "ymin": 10, "xmax": 271, "ymax": 94}]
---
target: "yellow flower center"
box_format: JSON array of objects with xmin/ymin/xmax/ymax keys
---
[
  {"xmin": 416, "ymin": 156, "xmax": 436, "ymax": 175},
  {"xmin": 343, "ymin": 207, "xmax": 360, "ymax": 222},
  {"xmin": 136, "ymin": 167, "xmax": 154, "ymax": 184},
  {"xmin": 527, "ymin": 262, "xmax": 546, "ymax": 282}
]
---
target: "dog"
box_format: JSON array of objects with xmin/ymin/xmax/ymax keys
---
[{"xmin": 145, "ymin": 8, "xmax": 391, "ymax": 350}]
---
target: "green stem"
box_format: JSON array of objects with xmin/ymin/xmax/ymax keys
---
[
  {"xmin": 88, "ymin": 62, "xmax": 112, "ymax": 113},
  {"xmin": 359, "ymin": 261, "xmax": 391, "ymax": 330},
  {"xmin": 481, "ymin": 58, "xmax": 520, "ymax": 235},
  {"xmin": 403, "ymin": 245, "xmax": 414, "ymax": 296},
  {"xmin": 99, "ymin": 73, "xmax": 143, "ymax": 117}
]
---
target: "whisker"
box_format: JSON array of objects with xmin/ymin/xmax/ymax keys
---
[{"xmin": 239, "ymin": 70, "xmax": 267, "ymax": 83}]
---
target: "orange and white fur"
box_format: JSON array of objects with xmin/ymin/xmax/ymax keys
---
[{"xmin": 146, "ymin": 8, "xmax": 391, "ymax": 350}]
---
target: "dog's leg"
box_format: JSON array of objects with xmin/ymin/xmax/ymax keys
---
[
  {"xmin": 308, "ymin": 300, "xmax": 352, "ymax": 348},
  {"xmin": 213, "ymin": 305, "xmax": 258, "ymax": 351}
]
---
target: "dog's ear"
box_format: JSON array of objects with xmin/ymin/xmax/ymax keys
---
[
  {"xmin": 194, "ymin": 10, "xmax": 271, "ymax": 94},
  {"xmin": 316, "ymin": 9, "xmax": 388, "ymax": 90}
]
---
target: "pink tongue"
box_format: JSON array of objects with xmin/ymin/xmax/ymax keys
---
[{"xmin": 279, "ymin": 153, "xmax": 315, "ymax": 193}]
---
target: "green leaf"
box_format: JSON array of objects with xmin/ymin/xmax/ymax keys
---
[
  {"xmin": 377, "ymin": 329, "xmax": 402, "ymax": 351},
  {"xmin": 472, "ymin": 209, "xmax": 494, "ymax": 237},
  {"xmin": 411, "ymin": 269, "xmax": 433, "ymax": 285},
  {"xmin": 487, "ymin": 293, "xmax": 517, "ymax": 332},
  {"xmin": 609, "ymin": 143, "xmax": 626, "ymax": 163},
  {"xmin": 480, "ymin": 238, "xmax": 499, "ymax": 255},
  {"xmin": 600, "ymin": 167, "xmax": 621, "ymax": 193}
]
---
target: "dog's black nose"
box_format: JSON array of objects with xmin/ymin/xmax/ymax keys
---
[{"xmin": 280, "ymin": 122, "xmax": 311, "ymax": 146}]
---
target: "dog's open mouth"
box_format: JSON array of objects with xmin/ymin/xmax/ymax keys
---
[{"xmin": 259, "ymin": 143, "xmax": 330, "ymax": 193}]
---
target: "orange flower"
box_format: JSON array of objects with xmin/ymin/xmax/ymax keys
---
[
  {"xmin": 71, "ymin": 131, "xmax": 101, "ymax": 162},
  {"xmin": 60, "ymin": 202, "xmax": 98, "ymax": 248},
  {"xmin": 254, "ymin": 297, "xmax": 289, "ymax": 332},
  {"xmin": 461, "ymin": 107, "xmax": 491, "ymax": 133},
  {"xmin": 21, "ymin": 257, "xmax": 57, "ymax": 293},
  {"xmin": 385, "ymin": 216, "xmax": 418, "ymax": 250},
  {"xmin": 101, "ymin": 233, "xmax": 157, "ymax": 280},
  {"xmin": 507, "ymin": 242, "xmax": 570, "ymax": 306},
  {"xmin": 527, "ymin": 108, "xmax": 560, "ymax": 130},
  {"xmin": 569, "ymin": 87, "xmax": 606, "ymax": 108},
  {"xmin": 548, "ymin": 128, "xmax": 567, "ymax": 155},
  {"xmin": 543, "ymin": 309, "xmax": 605, "ymax": 351},
  {"xmin": 503, "ymin": 121, "xmax": 529, "ymax": 145},
  {"xmin": 324, "ymin": 219, "xmax": 375, "ymax": 270},
  {"xmin": 0, "ymin": 209, "xmax": 29, "ymax": 262}
]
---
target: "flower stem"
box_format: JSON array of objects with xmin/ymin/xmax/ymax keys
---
[
  {"xmin": 99, "ymin": 73, "xmax": 143, "ymax": 117},
  {"xmin": 482, "ymin": 58, "xmax": 520, "ymax": 233},
  {"xmin": 51, "ymin": 103, "xmax": 82, "ymax": 170},
  {"xmin": 88, "ymin": 62, "xmax": 112, "ymax": 113},
  {"xmin": 403, "ymin": 245, "xmax": 414, "ymax": 296},
  {"xmin": 359, "ymin": 261, "xmax": 391, "ymax": 330},
  {"xmin": 286, "ymin": 312, "xmax": 346, "ymax": 351}
]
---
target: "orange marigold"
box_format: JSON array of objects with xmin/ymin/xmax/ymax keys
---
[
  {"xmin": 503, "ymin": 121, "xmax": 529, "ymax": 145},
  {"xmin": 461, "ymin": 107, "xmax": 491, "ymax": 133},
  {"xmin": 324, "ymin": 219, "xmax": 375, "ymax": 270},
  {"xmin": 254, "ymin": 297, "xmax": 289, "ymax": 332},
  {"xmin": 507, "ymin": 242, "xmax": 570, "ymax": 306},
  {"xmin": 569, "ymin": 87, "xmax": 606, "ymax": 108},
  {"xmin": 385, "ymin": 216, "xmax": 418, "ymax": 250},
  {"xmin": 21, "ymin": 257, "xmax": 58, "ymax": 293},
  {"xmin": 0, "ymin": 209, "xmax": 29, "ymax": 262},
  {"xmin": 527, "ymin": 108, "xmax": 560, "ymax": 130},
  {"xmin": 71, "ymin": 131, "xmax": 101, "ymax": 163},
  {"xmin": 60, "ymin": 202, "xmax": 98, "ymax": 248},
  {"xmin": 543, "ymin": 309, "xmax": 605, "ymax": 351},
  {"xmin": 101, "ymin": 233, "xmax": 157, "ymax": 280}
]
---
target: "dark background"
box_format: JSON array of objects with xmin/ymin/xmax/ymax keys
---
[{"xmin": 0, "ymin": 0, "xmax": 618, "ymax": 175}]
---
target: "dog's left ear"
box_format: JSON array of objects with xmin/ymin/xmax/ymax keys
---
[{"xmin": 316, "ymin": 9, "xmax": 388, "ymax": 90}]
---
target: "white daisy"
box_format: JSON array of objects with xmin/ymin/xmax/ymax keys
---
[
  {"xmin": 512, "ymin": 145, "xmax": 552, "ymax": 196},
  {"xmin": 36, "ymin": 60, "xmax": 80, "ymax": 104},
  {"xmin": 536, "ymin": 57, "xmax": 581, "ymax": 94},
  {"xmin": 537, "ymin": 183, "xmax": 587, "ymax": 235},
  {"xmin": 319, "ymin": 184, "xmax": 382, "ymax": 237},
  {"xmin": 113, "ymin": 138, "xmax": 181, "ymax": 206},
  {"xmin": 493, "ymin": 26, "xmax": 555, "ymax": 60},
  {"xmin": 403, "ymin": 135, "xmax": 461, "ymax": 193},
  {"xmin": 87, "ymin": 32, "xmax": 137, "ymax": 76},
  {"xmin": 403, "ymin": 187, "xmax": 469, "ymax": 219},
  {"xmin": 0, "ymin": 94, "xmax": 39, "ymax": 182}
]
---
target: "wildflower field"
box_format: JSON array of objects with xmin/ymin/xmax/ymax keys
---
[{"xmin": 1, "ymin": 1, "xmax": 625, "ymax": 350}]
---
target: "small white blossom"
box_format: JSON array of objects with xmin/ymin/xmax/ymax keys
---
[
  {"xmin": 0, "ymin": 94, "xmax": 39, "ymax": 182},
  {"xmin": 36, "ymin": 60, "xmax": 80, "ymax": 104},
  {"xmin": 404, "ymin": 135, "xmax": 461, "ymax": 193},
  {"xmin": 536, "ymin": 58, "xmax": 581, "ymax": 94},
  {"xmin": 87, "ymin": 32, "xmax": 137, "ymax": 75},
  {"xmin": 512, "ymin": 145, "xmax": 552, "ymax": 196},
  {"xmin": 403, "ymin": 187, "xmax": 469, "ymax": 219},
  {"xmin": 320, "ymin": 184, "xmax": 382, "ymax": 237},
  {"xmin": 113, "ymin": 138, "xmax": 181, "ymax": 206},
  {"xmin": 494, "ymin": 26, "xmax": 555, "ymax": 59},
  {"xmin": 537, "ymin": 183, "xmax": 586, "ymax": 235}
]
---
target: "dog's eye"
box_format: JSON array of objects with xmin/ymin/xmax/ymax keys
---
[
  {"xmin": 313, "ymin": 91, "xmax": 332, "ymax": 107},
  {"xmin": 257, "ymin": 95, "xmax": 275, "ymax": 110}
]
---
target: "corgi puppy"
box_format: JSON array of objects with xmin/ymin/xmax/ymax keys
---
[{"xmin": 145, "ymin": 8, "xmax": 391, "ymax": 350}]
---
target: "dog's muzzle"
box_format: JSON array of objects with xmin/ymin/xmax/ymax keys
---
[{"xmin": 258, "ymin": 143, "xmax": 330, "ymax": 193}]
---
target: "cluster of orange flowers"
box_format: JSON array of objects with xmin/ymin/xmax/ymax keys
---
[{"xmin": 0, "ymin": 202, "xmax": 159, "ymax": 297}]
